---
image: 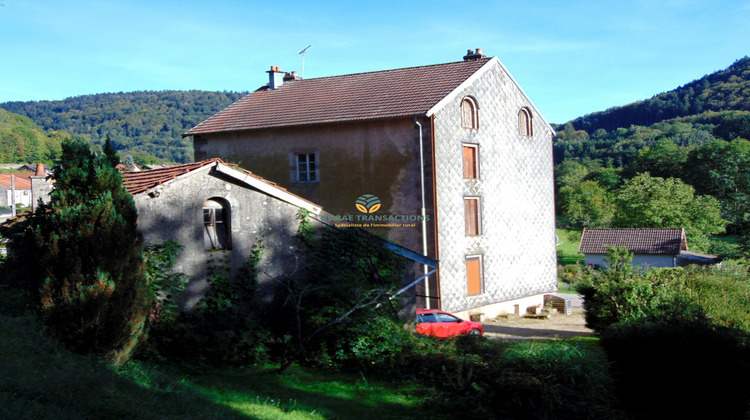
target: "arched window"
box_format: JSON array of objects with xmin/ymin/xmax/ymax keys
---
[
  {"xmin": 203, "ymin": 198, "xmax": 231, "ymax": 250},
  {"xmin": 461, "ymin": 97, "xmax": 479, "ymax": 130},
  {"xmin": 519, "ymin": 107, "xmax": 533, "ymax": 137}
]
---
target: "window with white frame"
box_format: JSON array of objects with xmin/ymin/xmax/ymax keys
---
[{"xmin": 203, "ymin": 198, "xmax": 230, "ymax": 250}]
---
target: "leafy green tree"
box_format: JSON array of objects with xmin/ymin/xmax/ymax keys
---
[
  {"xmin": 554, "ymin": 159, "xmax": 591, "ymax": 190},
  {"xmin": 626, "ymin": 138, "xmax": 689, "ymax": 179},
  {"xmin": 3, "ymin": 137, "xmax": 149, "ymax": 365},
  {"xmin": 613, "ymin": 173, "xmax": 726, "ymax": 250},
  {"xmin": 685, "ymin": 138, "xmax": 750, "ymax": 232},
  {"xmin": 558, "ymin": 180, "xmax": 615, "ymax": 228},
  {"xmin": 585, "ymin": 165, "xmax": 622, "ymax": 191},
  {"xmin": 568, "ymin": 57, "xmax": 750, "ymax": 133}
]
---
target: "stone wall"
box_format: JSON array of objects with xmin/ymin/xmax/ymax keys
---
[{"xmin": 132, "ymin": 166, "xmax": 319, "ymax": 310}]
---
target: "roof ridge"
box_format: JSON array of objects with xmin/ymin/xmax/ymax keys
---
[{"xmin": 280, "ymin": 58, "xmax": 492, "ymax": 83}]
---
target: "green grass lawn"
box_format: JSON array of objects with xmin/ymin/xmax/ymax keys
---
[
  {"xmin": 188, "ymin": 365, "xmax": 430, "ymax": 420},
  {"xmin": 1, "ymin": 284, "xmax": 618, "ymax": 419},
  {"xmin": 556, "ymin": 228, "xmax": 584, "ymax": 266},
  {"xmin": 0, "ymin": 315, "xmax": 434, "ymax": 420},
  {"xmin": 0, "ymin": 284, "xmax": 435, "ymax": 420},
  {"xmin": 555, "ymin": 228, "xmax": 584, "ymax": 293}
]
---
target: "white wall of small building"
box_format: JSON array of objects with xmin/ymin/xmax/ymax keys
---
[
  {"xmin": 1, "ymin": 188, "xmax": 32, "ymax": 208},
  {"xmin": 584, "ymin": 253, "xmax": 677, "ymax": 268}
]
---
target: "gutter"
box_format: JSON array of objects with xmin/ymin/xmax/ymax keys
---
[{"xmin": 415, "ymin": 117, "xmax": 431, "ymax": 309}]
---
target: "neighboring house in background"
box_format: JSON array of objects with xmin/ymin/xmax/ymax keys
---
[
  {"xmin": 578, "ymin": 228, "xmax": 721, "ymax": 268},
  {"xmin": 116, "ymin": 163, "xmax": 143, "ymax": 172},
  {"xmin": 0, "ymin": 164, "xmax": 45, "ymax": 173},
  {"xmin": 184, "ymin": 48, "xmax": 557, "ymax": 319},
  {"xmin": 0, "ymin": 174, "xmax": 33, "ymax": 208}
]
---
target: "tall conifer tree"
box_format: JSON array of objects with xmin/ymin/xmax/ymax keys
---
[{"xmin": 8, "ymin": 138, "xmax": 149, "ymax": 364}]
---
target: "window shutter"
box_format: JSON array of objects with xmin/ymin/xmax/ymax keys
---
[
  {"xmin": 463, "ymin": 145, "xmax": 477, "ymax": 179},
  {"xmin": 466, "ymin": 257, "xmax": 482, "ymax": 295},
  {"xmin": 464, "ymin": 198, "xmax": 480, "ymax": 236}
]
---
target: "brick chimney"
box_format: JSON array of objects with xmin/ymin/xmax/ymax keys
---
[
  {"xmin": 30, "ymin": 163, "xmax": 51, "ymax": 212},
  {"xmin": 463, "ymin": 48, "xmax": 486, "ymax": 61},
  {"xmin": 283, "ymin": 71, "xmax": 301, "ymax": 82},
  {"xmin": 267, "ymin": 66, "xmax": 285, "ymax": 89}
]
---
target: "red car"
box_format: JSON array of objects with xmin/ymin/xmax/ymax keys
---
[{"xmin": 416, "ymin": 309, "xmax": 483, "ymax": 338}]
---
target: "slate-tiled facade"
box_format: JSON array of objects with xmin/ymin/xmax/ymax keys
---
[{"xmin": 432, "ymin": 60, "xmax": 557, "ymax": 314}]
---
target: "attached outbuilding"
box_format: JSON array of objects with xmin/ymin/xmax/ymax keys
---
[{"xmin": 122, "ymin": 158, "xmax": 325, "ymax": 309}]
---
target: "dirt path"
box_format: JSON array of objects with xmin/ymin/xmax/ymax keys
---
[{"xmin": 482, "ymin": 295, "xmax": 594, "ymax": 340}]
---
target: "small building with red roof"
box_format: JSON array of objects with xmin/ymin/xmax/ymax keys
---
[
  {"xmin": 578, "ymin": 228, "xmax": 720, "ymax": 268},
  {"xmin": 0, "ymin": 173, "xmax": 33, "ymax": 208}
]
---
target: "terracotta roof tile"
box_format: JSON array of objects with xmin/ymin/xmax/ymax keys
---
[
  {"xmin": 185, "ymin": 58, "xmax": 491, "ymax": 135},
  {"xmin": 121, "ymin": 159, "xmax": 222, "ymax": 195},
  {"xmin": 0, "ymin": 174, "xmax": 33, "ymax": 190},
  {"xmin": 121, "ymin": 159, "xmax": 310, "ymax": 208},
  {"xmin": 578, "ymin": 228, "xmax": 687, "ymax": 255}
]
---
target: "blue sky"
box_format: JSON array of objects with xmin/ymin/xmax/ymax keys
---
[{"xmin": 1, "ymin": 0, "xmax": 749, "ymax": 123}]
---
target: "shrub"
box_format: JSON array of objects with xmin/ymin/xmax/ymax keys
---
[
  {"xmin": 142, "ymin": 240, "xmax": 188, "ymax": 324},
  {"xmin": 143, "ymin": 246, "xmax": 270, "ymax": 366},
  {"xmin": 680, "ymin": 265, "xmax": 750, "ymax": 331},
  {"xmin": 406, "ymin": 336, "xmax": 620, "ymax": 419},
  {"xmin": 601, "ymin": 317, "xmax": 750, "ymax": 419},
  {"xmin": 331, "ymin": 314, "xmax": 414, "ymax": 370},
  {"xmin": 503, "ymin": 340, "xmax": 614, "ymax": 402},
  {"xmin": 575, "ymin": 247, "xmax": 705, "ymax": 332},
  {"xmin": 274, "ymin": 225, "xmax": 407, "ymax": 366}
]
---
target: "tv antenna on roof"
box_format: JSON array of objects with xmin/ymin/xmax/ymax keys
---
[{"xmin": 298, "ymin": 45, "xmax": 312, "ymax": 78}]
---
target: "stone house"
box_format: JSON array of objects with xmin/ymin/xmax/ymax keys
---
[
  {"xmin": 122, "ymin": 158, "xmax": 325, "ymax": 309},
  {"xmin": 185, "ymin": 49, "xmax": 557, "ymax": 319},
  {"xmin": 578, "ymin": 228, "xmax": 721, "ymax": 268}
]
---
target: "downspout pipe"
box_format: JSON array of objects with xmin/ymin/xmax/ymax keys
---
[{"xmin": 415, "ymin": 117, "xmax": 430, "ymax": 309}]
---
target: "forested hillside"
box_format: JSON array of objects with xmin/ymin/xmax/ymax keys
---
[
  {"xmin": 554, "ymin": 56, "xmax": 750, "ymax": 255},
  {"xmin": 567, "ymin": 56, "xmax": 750, "ymax": 133},
  {"xmin": 0, "ymin": 90, "xmax": 246, "ymax": 164},
  {"xmin": 0, "ymin": 108, "xmax": 68, "ymax": 165}
]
